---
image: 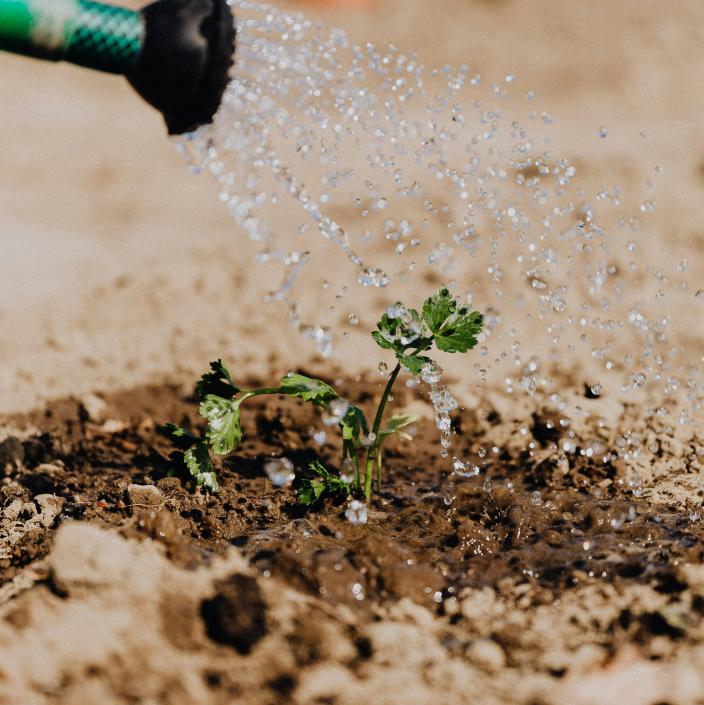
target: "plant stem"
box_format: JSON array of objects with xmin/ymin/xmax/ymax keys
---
[
  {"xmin": 376, "ymin": 449, "xmax": 383, "ymax": 493},
  {"xmin": 343, "ymin": 439, "xmax": 362, "ymax": 492},
  {"xmin": 364, "ymin": 362, "xmax": 401, "ymax": 499}
]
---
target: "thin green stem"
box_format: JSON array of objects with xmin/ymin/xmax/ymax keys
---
[
  {"xmin": 376, "ymin": 448, "xmax": 383, "ymax": 493},
  {"xmin": 343, "ymin": 439, "xmax": 362, "ymax": 492},
  {"xmin": 364, "ymin": 362, "xmax": 401, "ymax": 499}
]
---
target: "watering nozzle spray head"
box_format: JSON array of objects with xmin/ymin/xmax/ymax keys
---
[
  {"xmin": 128, "ymin": 0, "xmax": 236, "ymax": 134},
  {"xmin": 0, "ymin": 0, "xmax": 236, "ymax": 134}
]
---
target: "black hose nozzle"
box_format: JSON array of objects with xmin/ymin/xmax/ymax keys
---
[
  {"xmin": 0, "ymin": 0, "xmax": 236, "ymax": 134},
  {"xmin": 129, "ymin": 0, "xmax": 236, "ymax": 134}
]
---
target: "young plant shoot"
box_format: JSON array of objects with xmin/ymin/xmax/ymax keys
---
[{"xmin": 165, "ymin": 287, "xmax": 483, "ymax": 505}]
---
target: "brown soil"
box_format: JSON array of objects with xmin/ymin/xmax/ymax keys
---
[
  {"xmin": 1, "ymin": 376, "xmax": 703, "ymax": 704},
  {"xmin": 2, "ymin": 3, "xmax": 704, "ymax": 702}
]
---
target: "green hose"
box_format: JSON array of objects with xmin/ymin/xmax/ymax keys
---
[
  {"xmin": 0, "ymin": 0, "xmax": 143, "ymax": 74},
  {"xmin": 0, "ymin": 0, "xmax": 236, "ymax": 133}
]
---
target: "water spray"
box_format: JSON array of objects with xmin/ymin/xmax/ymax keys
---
[{"xmin": 0, "ymin": 0, "xmax": 236, "ymax": 133}]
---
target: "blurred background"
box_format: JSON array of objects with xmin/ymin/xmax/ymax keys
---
[{"xmin": 0, "ymin": 0, "xmax": 702, "ymax": 412}]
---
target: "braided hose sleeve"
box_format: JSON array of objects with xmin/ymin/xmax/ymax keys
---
[{"xmin": 0, "ymin": 0, "xmax": 143, "ymax": 74}]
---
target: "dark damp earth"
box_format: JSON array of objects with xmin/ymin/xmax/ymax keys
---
[
  {"xmin": 1, "ymin": 375, "xmax": 703, "ymax": 704},
  {"xmin": 3, "ymin": 377, "xmax": 701, "ymax": 609}
]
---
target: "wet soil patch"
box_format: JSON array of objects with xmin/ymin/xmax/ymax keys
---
[{"xmin": 1, "ymin": 377, "xmax": 702, "ymax": 615}]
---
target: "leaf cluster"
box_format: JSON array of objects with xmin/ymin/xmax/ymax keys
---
[
  {"xmin": 163, "ymin": 287, "xmax": 483, "ymax": 505},
  {"xmin": 372, "ymin": 288, "xmax": 483, "ymax": 373},
  {"xmin": 297, "ymin": 460, "xmax": 351, "ymax": 506},
  {"xmin": 163, "ymin": 423, "xmax": 219, "ymax": 492},
  {"xmin": 164, "ymin": 361, "xmax": 368, "ymax": 493}
]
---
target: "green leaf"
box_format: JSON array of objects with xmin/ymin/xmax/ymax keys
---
[
  {"xmin": 373, "ymin": 307, "xmax": 430, "ymax": 354},
  {"xmin": 297, "ymin": 460, "xmax": 350, "ymax": 506},
  {"xmin": 309, "ymin": 459, "xmax": 335, "ymax": 481},
  {"xmin": 380, "ymin": 413, "xmax": 418, "ymax": 438},
  {"xmin": 196, "ymin": 359, "xmax": 239, "ymax": 399},
  {"xmin": 371, "ymin": 330, "xmax": 396, "ymax": 351},
  {"xmin": 298, "ymin": 479, "xmax": 326, "ymax": 506},
  {"xmin": 341, "ymin": 404, "xmax": 369, "ymax": 441},
  {"xmin": 184, "ymin": 442, "xmax": 219, "ymax": 492},
  {"xmin": 422, "ymin": 288, "xmax": 484, "ymax": 353},
  {"xmin": 434, "ymin": 309, "xmax": 483, "ymax": 353},
  {"xmin": 163, "ymin": 423, "xmax": 200, "ymax": 450},
  {"xmin": 422, "ymin": 288, "xmax": 457, "ymax": 334},
  {"xmin": 199, "ymin": 395, "xmax": 244, "ymax": 455},
  {"xmin": 279, "ymin": 373, "xmax": 338, "ymax": 406},
  {"xmin": 396, "ymin": 353, "xmax": 432, "ymax": 375}
]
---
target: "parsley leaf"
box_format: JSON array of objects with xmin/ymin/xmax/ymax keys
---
[
  {"xmin": 422, "ymin": 288, "xmax": 456, "ymax": 333},
  {"xmin": 297, "ymin": 460, "xmax": 350, "ymax": 506},
  {"xmin": 372, "ymin": 308, "xmax": 431, "ymax": 355},
  {"xmin": 196, "ymin": 359, "xmax": 239, "ymax": 399},
  {"xmin": 422, "ymin": 288, "xmax": 483, "ymax": 353},
  {"xmin": 380, "ymin": 413, "xmax": 417, "ymax": 440},
  {"xmin": 297, "ymin": 478, "xmax": 326, "ymax": 505},
  {"xmin": 396, "ymin": 353, "xmax": 432, "ymax": 375},
  {"xmin": 184, "ymin": 441, "xmax": 219, "ymax": 492},
  {"xmin": 163, "ymin": 423, "xmax": 200, "ymax": 450},
  {"xmin": 371, "ymin": 330, "xmax": 396, "ymax": 350},
  {"xmin": 433, "ymin": 309, "xmax": 483, "ymax": 353},
  {"xmin": 279, "ymin": 373, "xmax": 338, "ymax": 406},
  {"xmin": 199, "ymin": 395, "xmax": 245, "ymax": 455},
  {"xmin": 341, "ymin": 404, "xmax": 369, "ymax": 441}
]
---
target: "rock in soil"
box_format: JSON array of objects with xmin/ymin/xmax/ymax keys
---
[{"xmin": 0, "ymin": 437, "xmax": 23, "ymax": 474}]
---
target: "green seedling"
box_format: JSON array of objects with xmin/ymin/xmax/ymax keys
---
[
  {"xmin": 298, "ymin": 460, "xmax": 351, "ymax": 506},
  {"xmin": 164, "ymin": 287, "xmax": 483, "ymax": 503},
  {"xmin": 364, "ymin": 287, "xmax": 483, "ymax": 497}
]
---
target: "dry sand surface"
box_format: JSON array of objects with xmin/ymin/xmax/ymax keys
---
[
  {"xmin": 1, "ymin": 1, "xmax": 704, "ymax": 703},
  {"xmin": 0, "ymin": 0, "xmax": 702, "ymax": 411}
]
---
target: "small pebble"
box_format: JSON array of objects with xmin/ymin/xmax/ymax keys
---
[
  {"xmin": 127, "ymin": 484, "xmax": 164, "ymax": 509},
  {"xmin": 466, "ymin": 638, "xmax": 506, "ymax": 672},
  {"xmin": 79, "ymin": 393, "xmax": 108, "ymax": 423},
  {"xmin": 0, "ymin": 437, "xmax": 24, "ymax": 473},
  {"xmin": 34, "ymin": 495, "xmax": 65, "ymax": 527}
]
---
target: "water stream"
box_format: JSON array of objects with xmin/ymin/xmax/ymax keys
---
[{"xmin": 175, "ymin": 0, "xmax": 702, "ymax": 491}]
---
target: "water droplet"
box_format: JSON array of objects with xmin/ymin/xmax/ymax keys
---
[
  {"xmin": 170, "ymin": 0, "xmax": 702, "ymax": 461},
  {"xmin": 421, "ymin": 361, "xmax": 443, "ymax": 385},
  {"xmin": 264, "ymin": 458, "xmax": 295, "ymax": 487},
  {"xmin": 386, "ymin": 303, "xmax": 407, "ymax": 319},
  {"xmin": 430, "ymin": 388, "xmax": 458, "ymax": 414},
  {"xmin": 322, "ymin": 398, "xmax": 350, "ymax": 425},
  {"xmin": 340, "ymin": 457, "xmax": 356, "ymax": 484},
  {"xmin": 345, "ymin": 500, "xmax": 368, "ymax": 525},
  {"xmin": 351, "ymin": 582, "xmax": 366, "ymax": 600},
  {"xmin": 313, "ymin": 430, "xmax": 327, "ymax": 446},
  {"xmin": 358, "ymin": 267, "xmax": 390, "ymax": 288},
  {"xmin": 453, "ymin": 457, "xmax": 479, "ymax": 477}
]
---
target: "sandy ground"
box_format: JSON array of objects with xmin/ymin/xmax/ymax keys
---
[
  {"xmin": 1, "ymin": 2, "xmax": 704, "ymax": 704},
  {"xmin": 1, "ymin": 0, "xmax": 703, "ymax": 412}
]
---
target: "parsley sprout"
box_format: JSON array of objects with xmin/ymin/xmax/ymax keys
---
[{"xmin": 164, "ymin": 287, "xmax": 483, "ymax": 504}]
